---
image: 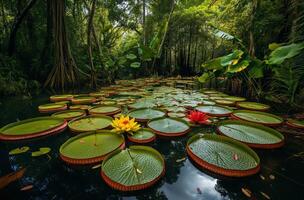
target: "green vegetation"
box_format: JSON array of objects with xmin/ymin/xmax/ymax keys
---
[{"xmin": 0, "ymin": 0, "xmax": 303, "ymax": 109}]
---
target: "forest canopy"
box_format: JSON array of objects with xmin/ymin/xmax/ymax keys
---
[{"xmin": 0, "ymin": 0, "xmax": 303, "ymax": 108}]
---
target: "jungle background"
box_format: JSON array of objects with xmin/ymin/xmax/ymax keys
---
[{"xmin": 0, "ymin": 0, "xmax": 303, "ymax": 110}]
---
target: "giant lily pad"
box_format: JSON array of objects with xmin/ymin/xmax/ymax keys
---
[
  {"xmin": 237, "ymin": 102, "xmax": 270, "ymax": 111},
  {"xmin": 286, "ymin": 119, "xmax": 304, "ymax": 129},
  {"xmin": 195, "ymin": 105, "xmax": 233, "ymax": 117},
  {"xmin": 128, "ymin": 99, "xmax": 156, "ymax": 109},
  {"xmin": 0, "ymin": 117, "xmax": 67, "ymax": 140},
  {"xmin": 147, "ymin": 117, "xmax": 190, "ymax": 137},
  {"xmin": 128, "ymin": 108, "xmax": 166, "ymax": 122},
  {"xmin": 38, "ymin": 103, "xmax": 67, "ymax": 113},
  {"xmin": 224, "ymin": 96, "xmax": 246, "ymax": 102},
  {"xmin": 52, "ymin": 110, "xmax": 86, "ymax": 121},
  {"xmin": 71, "ymin": 96, "xmax": 96, "ymax": 105},
  {"xmin": 232, "ymin": 110, "xmax": 283, "ymax": 126},
  {"xmin": 127, "ymin": 128, "xmax": 156, "ymax": 143},
  {"xmin": 68, "ymin": 116, "xmax": 112, "ymax": 133},
  {"xmin": 217, "ymin": 120, "xmax": 284, "ymax": 148},
  {"xmin": 89, "ymin": 106, "xmax": 121, "ymax": 116},
  {"xmin": 60, "ymin": 131, "xmax": 125, "ymax": 164},
  {"xmin": 186, "ymin": 134, "xmax": 260, "ymax": 177},
  {"xmin": 50, "ymin": 94, "xmax": 73, "ymax": 102},
  {"xmin": 101, "ymin": 146, "xmax": 165, "ymax": 191}
]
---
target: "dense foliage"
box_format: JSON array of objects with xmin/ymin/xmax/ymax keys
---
[{"xmin": 0, "ymin": 0, "xmax": 303, "ymax": 109}]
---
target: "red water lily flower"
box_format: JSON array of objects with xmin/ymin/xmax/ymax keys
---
[{"xmin": 187, "ymin": 110, "xmax": 210, "ymax": 124}]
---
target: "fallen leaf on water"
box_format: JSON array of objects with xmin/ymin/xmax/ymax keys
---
[
  {"xmin": 31, "ymin": 147, "xmax": 51, "ymax": 157},
  {"xmin": 233, "ymin": 154, "xmax": 239, "ymax": 160},
  {"xmin": 269, "ymin": 175, "xmax": 275, "ymax": 180},
  {"xmin": 9, "ymin": 146, "xmax": 30, "ymax": 155},
  {"xmin": 136, "ymin": 168, "xmax": 142, "ymax": 174},
  {"xmin": 241, "ymin": 188, "xmax": 252, "ymax": 198},
  {"xmin": 260, "ymin": 174, "xmax": 266, "ymax": 180},
  {"xmin": 20, "ymin": 184, "xmax": 33, "ymax": 191},
  {"xmin": 0, "ymin": 168, "xmax": 26, "ymax": 189},
  {"xmin": 197, "ymin": 187, "xmax": 202, "ymax": 194},
  {"xmin": 92, "ymin": 164, "xmax": 102, "ymax": 169},
  {"xmin": 260, "ymin": 191, "xmax": 271, "ymax": 199},
  {"xmin": 176, "ymin": 157, "xmax": 186, "ymax": 163}
]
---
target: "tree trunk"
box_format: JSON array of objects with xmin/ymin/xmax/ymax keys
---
[
  {"xmin": 44, "ymin": 0, "xmax": 77, "ymax": 90},
  {"xmin": 87, "ymin": 0, "xmax": 97, "ymax": 88}
]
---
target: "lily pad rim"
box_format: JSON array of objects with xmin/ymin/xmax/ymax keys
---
[
  {"xmin": 231, "ymin": 110, "xmax": 283, "ymax": 126},
  {"xmin": 89, "ymin": 105, "xmax": 121, "ymax": 116}
]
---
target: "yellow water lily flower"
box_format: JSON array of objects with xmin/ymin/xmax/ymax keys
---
[{"xmin": 111, "ymin": 115, "xmax": 140, "ymax": 135}]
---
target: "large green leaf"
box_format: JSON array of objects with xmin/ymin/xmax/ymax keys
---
[
  {"xmin": 267, "ymin": 42, "xmax": 304, "ymax": 65},
  {"xmin": 102, "ymin": 146, "xmax": 164, "ymax": 186},
  {"xmin": 220, "ymin": 50, "xmax": 244, "ymax": 66},
  {"xmin": 198, "ymin": 72, "xmax": 214, "ymax": 83},
  {"xmin": 147, "ymin": 117, "xmax": 190, "ymax": 135},
  {"xmin": 227, "ymin": 60, "xmax": 250, "ymax": 73},
  {"xmin": 202, "ymin": 57, "xmax": 222, "ymax": 70}
]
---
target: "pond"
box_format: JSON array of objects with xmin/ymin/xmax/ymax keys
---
[{"xmin": 1, "ymin": 83, "xmax": 304, "ymax": 200}]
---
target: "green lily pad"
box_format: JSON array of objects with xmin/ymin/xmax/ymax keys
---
[
  {"xmin": 217, "ymin": 120, "xmax": 284, "ymax": 148},
  {"xmin": 101, "ymin": 146, "xmax": 165, "ymax": 191},
  {"xmin": 60, "ymin": 131, "xmax": 124, "ymax": 162},
  {"xmin": 52, "ymin": 110, "xmax": 86, "ymax": 121},
  {"xmin": 128, "ymin": 99, "xmax": 156, "ymax": 109},
  {"xmin": 187, "ymin": 134, "xmax": 260, "ymax": 176},
  {"xmin": 0, "ymin": 117, "xmax": 66, "ymax": 139},
  {"xmin": 68, "ymin": 115, "xmax": 112, "ymax": 133},
  {"xmin": 38, "ymin": 103, "xmax": 67, "ymax": 113},
  {"xmin": 232, "ymin": 110, "xmax": 283, "ymax": 126},
  {"xmin": 202, "ymin": 100, "xmax": 216, "ymax": 105},
  {"xmin": 9, "ymin": 146, "xmax": 30, "ymax": 155},
  {"xmin": 286, "ymin": 119, "xmax": 304, "ymax": 129},
  {"xmin": 31, "ymin": 147, "xmax": 51, "ymax": 157},
  {"xmin": 167, "ymin": 112, "xmax": 185, "ymax": 118},
  {"xmin": 224, "ymin": 96, "xmax": 246, "ymax": 102},
  {"xmin": 128, "ymin": 108, "xmax": 166, "ymax": 122},
  {"xmin": 147, "ymin": 117, "xmax": 190, "ymax": 136},
  {"xmin": 215, "ymin": 99, "xmax": 235, "ymax": 106},
  {"xmin": 196, "ymin": 105, "xmax": 233, "ymax": 116},
  {"xmin": 50, "ymin": 94, "xmax": 73, "ymax": 102},
  {"xmin": 128, "ymin": 128, "xmax": 156, "ymax": 143},
  {"xmin": 69, "ymin": 105, "xmax": 92, "ymax": 110},
  {"xmin": 237, "ymin": 102, "xmax": 270, "ymax": 111},
  {"xmin": 71, "ymin": 96, "xmax": 96, "ymax": 105},
  {"xmin": 89, "ymin": 106, "xmax": 121, "ymax": 116}
]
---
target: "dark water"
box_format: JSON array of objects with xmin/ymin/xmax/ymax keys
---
[{"xmin": 0, "ymin": 93, "xmax": 304, "ymax": 200}]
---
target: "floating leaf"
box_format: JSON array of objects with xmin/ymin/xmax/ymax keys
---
[
  {"xmin": 269, "ymin": 174, "xmax": 275, "ymax": 180},
  {"xmin": 241, "ymin": 188, "xmax": 252, "ymax": 198},
  {"xmin": 0, "ymin": 168, "xmax": 26, "ymax": 189},
  {"xmin": 31, "ymin": 147, "xmax": 51, "ymax": 157},
  {"xmin": 260, "ymin": 192, "xmax": 271, "ymax": 199},
  {"xmin": 92, "ymin": 164, "xmax": 102, "ymax": 169},
  {"xmin": 176, "ymin": 157, "xmax": 186, "ymax": 163},
  {"xmin": 9, "ymin": 146, "xmax": 30, "ymax": 155},
  {"xmin": 20, "ymin": 185, "xmax": 33, "ymax": 191}
]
